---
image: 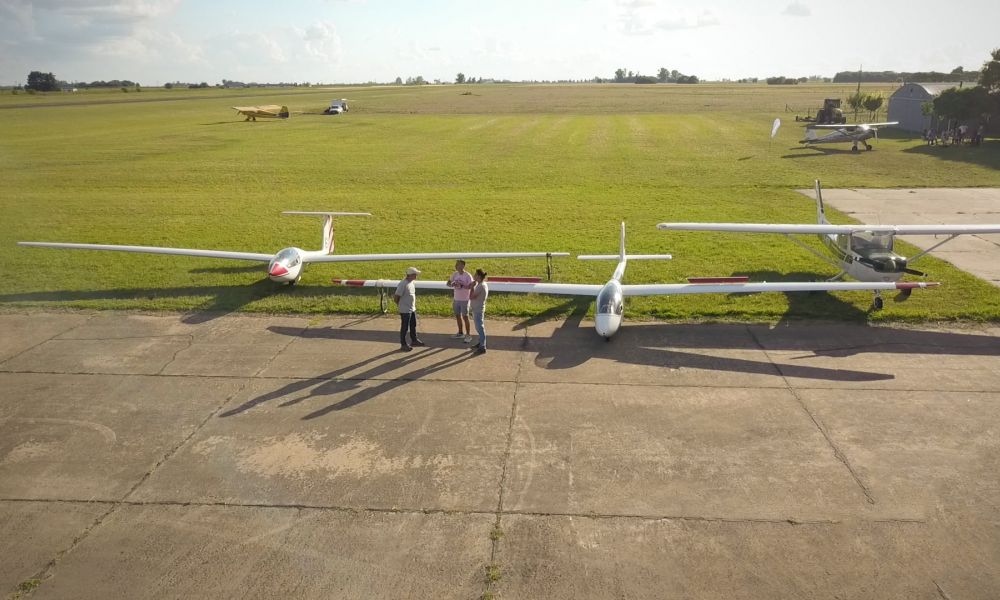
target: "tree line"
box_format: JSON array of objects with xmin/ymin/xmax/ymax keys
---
[
  {"xmin": 23, "ymin": 71, "xmax": 139, "ymax": 91},
  {"xmin": 833, "ymin": 68, "xmax": 979, "ymax": 83}
]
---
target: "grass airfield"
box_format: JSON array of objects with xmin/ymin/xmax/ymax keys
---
[{"xmin": 2, "ymin": 83, "xmax": 1000, "ymax": 321}]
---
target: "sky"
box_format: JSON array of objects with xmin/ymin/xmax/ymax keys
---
[{"xmin": 1, "ymin": 0, "xmax": 997, "ymax": 86}]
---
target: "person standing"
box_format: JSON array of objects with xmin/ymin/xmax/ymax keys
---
[
  {"xmin": 393, "ymin": 266, "xmax": 425, "ymax": 351},
  {"xmin": 469, "ymin": 269, "xmax": 489, "ymax": 355},
  {"xmin": 447, "ymin": 259, "xmax": 474, "ymax": 343}
]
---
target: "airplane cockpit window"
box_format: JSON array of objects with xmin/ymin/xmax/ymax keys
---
[
  {"xmin": 850, "ymin": 232, "xmax": 893, "ymax": 254},
  {"xmin": 597, "ymin": 287, "xmax": 624, "ymax": 315},
  {"xmin": 276, "ymin": 249, "xmax": 300, "ymax": 266}
]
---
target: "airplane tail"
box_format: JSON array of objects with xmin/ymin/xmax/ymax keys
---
[
  {"xmin": 578, "ymin": 222, "xmax": 671, "ymax": 281},
  {"xmin": 282, "ymin": 211, "xmax": 371, "ymax": 254},
  {"xmin": 814, "ymin": 179, "xmax": 829, "ymax": 224}
]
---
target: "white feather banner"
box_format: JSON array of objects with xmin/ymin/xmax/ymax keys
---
[{"xmin": 770, "ymin": 118, "xmax": 781, "ymax": 138}]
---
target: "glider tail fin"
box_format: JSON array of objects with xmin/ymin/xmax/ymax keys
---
[
  {"xmin": 282, "ymin": 211, "xmax": 372, "ymax": 254},
  {"xmin": 814, "ymin": 179, "xmax": 829, "ymax": 224}
]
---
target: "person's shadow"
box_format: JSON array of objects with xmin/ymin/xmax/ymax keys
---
[{"xmin": 221, "ymin": 342, "xmax": 476, "ymax": 419}]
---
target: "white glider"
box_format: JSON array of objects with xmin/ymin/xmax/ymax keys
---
[
  {"xmin": 18, "ymin": 212, "xmax": 569, "ymax": 285},
  {"xmin": 335, "ymin": 222, "xmax": 937, "ymax": 339}
]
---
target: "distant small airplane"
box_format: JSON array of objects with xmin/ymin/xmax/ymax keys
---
[
  {"xmin": 658, "ymin": 179, "xmax": 1000, "ymax": 309},
  {"xmin": 18, "ymin": 212, "xmax": 568, "ymax": 285},
  {"xmin": 232, "ymin": 105, "xmax": 289, "ymax": 121},
  {"xmin": 335, "ymin": 222, "xmax": 937, "ymax": 339},
  {"xmin": 800, "ymin": 121, "xmax": 898, "ymax": 151}
]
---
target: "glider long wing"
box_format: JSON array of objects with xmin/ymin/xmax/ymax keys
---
[
  {"xmin": 657, "ymin": 223, "xmax": 1000, "ymax": 236},
  {"xmin": 334, "ymin": 279, "xmax": 603, "ymax": 296},
  {"xmin": 309, "ymin": 252, "xmax": 569, "ymax": 264},
  {"xmin": 621, "ymin": 281, "xmax": 937, "ymax": 297},
  {"xmin": 16, "ymin": 242, "xmax": 273, "ymax": 262},
  {"xmin": 334, "ymin": 279, "xmax": 935, "ymax": 298}
]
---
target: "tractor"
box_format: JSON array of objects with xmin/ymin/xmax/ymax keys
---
[{"xmin": 815, "ymin": 98, "xmax": 846, "ymax": 124}]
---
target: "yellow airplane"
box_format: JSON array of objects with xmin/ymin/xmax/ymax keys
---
[{"xmin": 231, "ymin": 105, "xmax": 289, "ymax": 121}]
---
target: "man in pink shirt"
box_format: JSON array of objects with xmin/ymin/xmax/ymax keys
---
[{"xmin": 447, "ymin": 259, "xmax": 474, "ymax": 343}]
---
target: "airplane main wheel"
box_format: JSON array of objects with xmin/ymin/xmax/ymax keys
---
[
  {"xmin": 865, "ymin": 144, "xmax": 873, "ymax": 151},
  {"xmin": 852, "ymin": 146, "xmax": 859, "ymax": 152},
  {"xmin": 873, "ymin": 296, "xmax": 884, "ymax": 311}
]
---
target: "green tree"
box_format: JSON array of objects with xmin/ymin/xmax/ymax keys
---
[
  {"xmin": 26, "ymin": 71, "xmax": 58, "ymax": 91},
  {"xmin": 980, "ymin": 48, "xmax": 1000, "ymax": 92},
  {"xmin": 657, "ymin": 67, "xmax": 669, "ymax": 82},
  {"xmin": 455, "ymin": 72, "xmax": 465, "ymax": 84},
  {"xmin": 862, "ymin": 93, "xmax": 884, "ymax": 120},
  {"xmin": 933, "ymin": 87, "xmax": 993, "ymax": 123},
  {"xmin": 846, "ymin": 91, "xmax": 866, "ymax": 120},
  {"xmin": 614, "ymin": 68, "xmax": 626, "ymax": 82}
]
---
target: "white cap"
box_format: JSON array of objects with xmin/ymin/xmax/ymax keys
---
[{"xmin": 406, "ymin": 266, "xmax": 421, "ymax": 275}]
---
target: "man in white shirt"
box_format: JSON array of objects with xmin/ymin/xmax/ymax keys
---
[
  {"xmin": 393, "ymin": 266, "xmax": 425, "ymax": 351},
  {"xmin": 447, "ymin": 259, "xmax": 474, "ymax": 343}
]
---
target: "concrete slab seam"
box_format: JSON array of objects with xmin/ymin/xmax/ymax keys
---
[
  {"xmin": 8, "ymin": 367, "xmax": 1000, "ymax": 396},
  {"xmin": 745, "ymin": 325, "xmax": 877, "ymax": 506},
  {"xmin": 483, "ymin": 326, "xmax": 530, "ymax": 599},
  {"xmin": 13, "ymin": 376, "xmax": 253, "ymax": 598},
  {"xmin": 934, "ymin": 579, "xmax": 955, "ymax": 599},
  {"xmin": 251, "ymin": 321, "xmax": 312, "ymax": 378},
  {"xmin": 0, "ymin": 313, "xmax": 97, "ymax": 369},
  {"xmin": 0, "ymin": 497, "xmax": 930, "ymax": 526}
]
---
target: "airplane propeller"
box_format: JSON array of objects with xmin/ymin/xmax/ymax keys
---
[{"xmin": 856, "ymin": 256, "xmax": 925, "ymax": 277}]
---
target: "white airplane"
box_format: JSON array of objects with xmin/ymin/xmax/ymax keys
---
[
  {"xmin": 17, "ymin": 212, "xmax": 569, "ymax": 285},
  {"xmin": 334, "ymin": 222, "xmax": 937, "ymax": 339},
  {"xmin": 657, "ymin": 180, "xmax": 1000, "ymax": 309},
  {"xmin": 800, "ymin": 121, "xmax": 897, "ymax": 151}
]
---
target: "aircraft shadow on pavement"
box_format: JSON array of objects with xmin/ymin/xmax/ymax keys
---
[{"xmin": 228, "ymin": 307, "xmax": 1000, "ymax": 417}]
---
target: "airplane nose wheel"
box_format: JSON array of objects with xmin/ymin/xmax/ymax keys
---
[{"xmin": 872, "ymin": 294, "xmax": 884, "ymax": 311}]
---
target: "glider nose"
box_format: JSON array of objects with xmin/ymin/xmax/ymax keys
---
[
  {"xmin": 269, "ymin": 263, "xmax": 289, "ymax": 277},
  {"xmin": 595, "ymin": 314, "xmax": 621, "ymax": 339}
]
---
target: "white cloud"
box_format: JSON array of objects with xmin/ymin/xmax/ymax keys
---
[
  {"xmin": 300, "ymin": 21, "xmax": 342, "ymax": 63},
  {"xmin": 611, "ymin": 1, "xmax": 721, "ymax": 35},
  {"xmin": 782, "ymin": 2, "xmax": 811, "ymax": 17}
]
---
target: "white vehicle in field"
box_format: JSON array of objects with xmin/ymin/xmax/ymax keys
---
[{"xmin": 323, "ymin": 99, "xmax": 349, "ymax": 115}]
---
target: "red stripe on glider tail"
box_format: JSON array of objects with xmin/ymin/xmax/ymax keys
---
[
  {"xmin": 895, "ymin": 281, "xmax": 939, "ymax": 289},
  {"xmin": 687, "ymin": 276, "xmax": 751, "ymax": 284},
  {"xmin": 489, "ymin": 276, "xmax": 542, "ymax": 283}
]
